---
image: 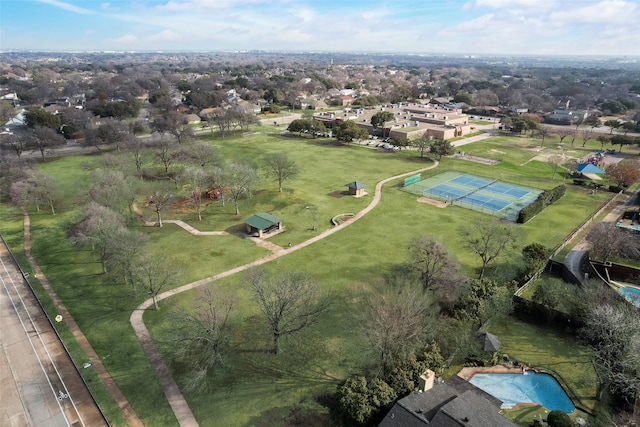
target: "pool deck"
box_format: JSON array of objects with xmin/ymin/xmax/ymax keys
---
[{"xmin": 457, "ymin": 365, "xmax": 533, "ymax": 381}]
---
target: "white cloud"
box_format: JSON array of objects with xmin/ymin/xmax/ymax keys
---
[
  {"xmin": 36, "ymin": 0, "xmax": 95, "ymax": 14},
  {"xmin": 153, "ymin": 0, "xmax": 274, "ymax": 12},
  {"xmin": 109, "ymin": 34, "xmax": 139, "ymax": 45},
  {"xmin": 550, "ymin": 0, "xmax": 637, "ymax": 24},
  {"xmin": 73, "ymin": 0, "xmax": 640, "ymax": 55},
  {"xmin": 466, "ymin": 0, "xmax": 546, "ymax": 8}
]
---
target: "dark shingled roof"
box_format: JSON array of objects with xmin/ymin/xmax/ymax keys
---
[
  {"xmin": 477, "ymin": 332, "xmax": 502, "ymax": 352},
  {"xmin": 379, "ymin": 375, "xmax": 517, "ymax": 427},
  {"xmin": 243, "ymin": 213, "xmax": 282, "ymax": 230}
]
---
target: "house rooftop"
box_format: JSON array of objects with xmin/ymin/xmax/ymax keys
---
[{"xmin": 379, "ymin": 375, "xmax": 516, "ymax": 427}]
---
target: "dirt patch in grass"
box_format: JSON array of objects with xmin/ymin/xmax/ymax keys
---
[{"xmin": 417, "ymin": 197, "xmax": 447, "ymax": 208}]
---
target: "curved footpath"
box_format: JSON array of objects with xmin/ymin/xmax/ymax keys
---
[{"xmin": 129, "ymin": 161, "xmax": 439, "ymax": 427}]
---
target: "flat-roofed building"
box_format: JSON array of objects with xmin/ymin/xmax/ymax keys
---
[{"xmin": 313, "ymin": 103, "xmax": 472, "ymax": 141}]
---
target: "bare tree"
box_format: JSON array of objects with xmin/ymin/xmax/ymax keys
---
[
  {"xmin": 461, "ymin": 218, "xmax": 520, "ymax": 279},
  {"xmin": 554, "ymin": 127, "xmax": 573, "ymax": 144},
  {"xmin": 133, "ymin": 254, "xmax": 180, "ymax": 310},
  {"xmin": 89, "ymin": 168, "xmax": 139, "ymax": 217},
  {"xmin": 207, "ymin": 109, "xmax": 238, "ymax": 138},
  {"xmin": 535, "ymin": 126, "xmax": 552, "ymax": 147},
  {"xmin": 264, "ymin": 152, "xmax": 299, "ymax": 193},
  {"xmin": 247, "ymin": 268, "xmax": 331, "ymax": 354},
  {"xmin": 361, "ymin": 285, "xmax": 434, "ymax": 376},
  {"xmin": 2, "ymin": 129, "xmax": 32, "ymax": 157},
  {"xmin": 181, "ymin": 167, "xmax": 210, "ymax": 221},
  {"xmin": 408, "ymin": 236, "xmax": 461, "ymax": 293},
  {"xmin": 586, "ymin": 223, "xmax": 637, "ymax": 263},
  {"xmin": 606, "ymin": 160, "xmax": 640, "ymax": 188},
  {"xmin": 172, "ymin": 286, "xmax": 235, "ymax": 391},
  {"xmin": 85, "ymin": 119, "xmax": 129, "ymax": 153},
  {"xmin": 219, "ymin": 161, "xmax": 258, "ymax": 215},
  {"xmin": 184, "ymin": 140, "xmax": 218, "ymax": 170},
  {"xmin": 152, "ymin": 135, "xmax": 182, "ymax": 176},
  {"xmin": 547, "ymin": 154, "xmax": 566, "ymax": 180},
  {"xmin": 69, "ymin": 202, "xmax": 128, "ymax": 273},
  {"xmin": 146, "ymin": 190, "xmax": 173, "ymax": 227},
  {"xmin": 151, "ymin": 110, "xmax": 193, "ymax": 143},
  {"xmin": 105, "ymin": 231, "xmax": 148, "ymax": 290},
  {"xmin": 30, "ymin": 126, "xmax": 66, "ymax": 161},
  {"xmin": 236, "ymin": 109, "xmax": 258, "ymax": 131},
  {"xmin": 415, "ymin": 135, "xmax": 432, "ymax": 158},
  {"xmin": 581, "ymin": 301, "xmax": 640, "ymax": 403},
  {"xmin": 596, "ymin": 135, "xmax": 610, "ymax": 150},
  {"xmin": 10, "ymin": 169, "xmax": 59, "ymax": 214},
  {"xmin": 124, "ymin": 134, "xmax": 148, "ymax": 178},
  {"xmin": 581, "ymin": 129, "xmax": 596, "ymax": 147}
]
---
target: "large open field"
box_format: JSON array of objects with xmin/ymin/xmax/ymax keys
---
[{"xmin": 0, "ymin": 129, "xmax": 616, "ymax": 426}]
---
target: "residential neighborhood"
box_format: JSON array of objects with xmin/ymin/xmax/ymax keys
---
[{"xmin": 1, "ymin": 3, "xmax": 640, "ymax": 426}]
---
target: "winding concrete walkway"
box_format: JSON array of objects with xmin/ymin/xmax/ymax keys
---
[{"xmin": 129, "ymin": 161, "xmax": 440, "ymax": 427}]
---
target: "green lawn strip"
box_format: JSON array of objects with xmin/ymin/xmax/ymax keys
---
[
  {"xmin": 23, "ymin": 211, "xmax": 179, "ymax": 426},
  {"xmin": 0, "ymin": 206, "xmax": 127, "ymax": 426},
  {"xmin": 489, "ymin": 317, "xmax": 596, "ymax": 425}
]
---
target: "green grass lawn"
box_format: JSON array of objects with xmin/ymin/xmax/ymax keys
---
[{"xmin": 0, "ymin": 129, "xmax": 608, "ymax": 426}]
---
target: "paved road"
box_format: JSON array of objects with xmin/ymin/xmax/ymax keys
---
[{"xmin": 0, "ymin": 240, "xmax": 108, "ymax": 427}]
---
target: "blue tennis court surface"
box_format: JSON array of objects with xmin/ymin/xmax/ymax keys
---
[
  {"xmin": 450, "ymin": 175, "xmax": 492, "ymax": 189},
  {"xmin": 427, "ymin": 184, "xmax": 470, "ymax": 199},
  {"xmin": 484, "ymin": 183, "xmax": 530, "ymax": 198},
  {"xmin": 412, "ymin": 172, "xmax": 542, "ymax": 220},
  {"xmin": 461, "ymin": 193, "xmax": 511, "ymax": 211}
]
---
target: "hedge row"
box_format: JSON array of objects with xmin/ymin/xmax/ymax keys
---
[{"xmin": 517, "ymin": 185, "xmax": 566, "ymax": 223}]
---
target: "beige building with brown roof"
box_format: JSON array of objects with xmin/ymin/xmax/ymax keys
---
[{"xmin": 313, "ymin": 103, "xmax": 472, "ymax": 141}]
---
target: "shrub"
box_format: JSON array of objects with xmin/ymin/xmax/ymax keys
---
[
  {"xmin": 609, "ymin": 185, "xmax": 624, "ymax": 193},
  {"xmin": 517, "ymin": 185, "xmax": 566, "ymax": 223},
  {"xmin": 333, "ymin": 376, "xmax": 396, "ymax": 426},
  {"xmin": 546, "ymin": 409, "xmax": 572, "ymax": 427}
]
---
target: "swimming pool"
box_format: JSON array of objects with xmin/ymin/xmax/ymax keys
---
[
  {"xmin": 469, "ymin": 372, "xmax": 575, "ymax": 413},
  {"xmin": 620, "ymin": 286, "xmax": 640, "ymax": 307}
]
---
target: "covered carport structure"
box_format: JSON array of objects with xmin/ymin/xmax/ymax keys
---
[{"xmin": 244, "ymin": 213, "xmax": 283, "ymax": 238}]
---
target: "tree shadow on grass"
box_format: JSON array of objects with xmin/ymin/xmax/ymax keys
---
[
  {"xmin": 245, "ymin": 404, "xmax": 332, "ymax": 427},
  {"xmin": 327, "ymin": 190, "xmax": 349, "ymax": 198}
]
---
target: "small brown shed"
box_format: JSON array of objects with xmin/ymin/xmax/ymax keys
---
[{"xmin": 345, "ymin": 181, "xmax": 366, "ymax": 196}]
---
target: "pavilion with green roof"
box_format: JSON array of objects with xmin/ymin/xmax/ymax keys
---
[
  {"xmin": 345, "ymin": 181, "xmax": 367, "ymax": 197},
  {"xmin": 244, "ymin": 213, "xmax": 283, "ymax": 238}
]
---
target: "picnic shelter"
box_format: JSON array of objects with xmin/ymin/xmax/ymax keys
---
[{"xmin": 244, "ymin": 213, "xmax": 283, "ymax": 238}]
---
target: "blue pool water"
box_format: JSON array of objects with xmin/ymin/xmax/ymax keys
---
[
  {"xmin": 620, "ymin": 286, "xmax": 640, "ymax": 307},
  {"xmin": 469, "ymin": 372, "xmax": 575, "ymax": 413}
]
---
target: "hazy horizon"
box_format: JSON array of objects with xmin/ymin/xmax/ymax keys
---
[{"xmin": 1, "ymin": 0, "xmax": 639, "ymax": 56}]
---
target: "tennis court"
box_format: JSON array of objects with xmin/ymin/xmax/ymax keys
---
[{"xmin": 403, "ymin": 171, "xmax": 542, "ymax": 221}]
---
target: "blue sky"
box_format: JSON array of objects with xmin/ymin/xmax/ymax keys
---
[{"xmin": 1, "ymin": 0, "xmax": 639, "ymax": 55}]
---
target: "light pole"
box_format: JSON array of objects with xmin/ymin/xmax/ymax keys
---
[{"xmin": 306, "ymin": 205, "xmax": 318, "ymax": 231}]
